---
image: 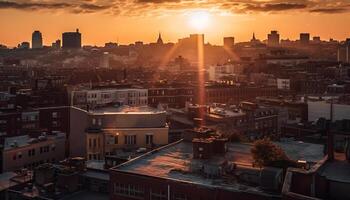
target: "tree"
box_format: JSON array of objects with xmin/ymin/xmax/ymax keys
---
[{"xmin": 251, "ymin": 138, "xmax": 290, "ymax": 167}]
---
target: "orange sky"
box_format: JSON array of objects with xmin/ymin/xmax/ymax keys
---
[{"xmin": 0, "ymin": 0, "xmax": 349, "ymax": 47}]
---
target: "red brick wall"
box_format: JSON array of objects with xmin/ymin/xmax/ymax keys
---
[{"xmin": 110, "ymin": 170, "xmax": 280, "ymax": 200}]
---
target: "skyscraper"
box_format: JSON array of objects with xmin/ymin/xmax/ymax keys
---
[
  {"xmin": 223, "ymin": 37, "xmax": 235, "ymax": 49},
  {"xmin": 267, "ymin": 30, "xmax": 280, "ymax": 46},
  {"xmin": 32, "ymin": 30, "xmax": 43, "ymax": 49},
  {"xmin": 62, "ymin": 29, "xmax": 81, "ymax": 49},
  {"xmin": 300, "ymin": 33, "xmax": 310, "ymax": 45}
]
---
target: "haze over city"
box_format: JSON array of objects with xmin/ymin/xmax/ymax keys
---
[
  {"xmin": 1, "ymin": 1, "xmax": 350, "ymax": 200},
  {"xmin": 1, "ymin": 0, "xmax": 350, "ymax": 46}
]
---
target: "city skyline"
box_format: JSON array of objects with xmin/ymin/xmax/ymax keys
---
[{"xmin": 1, "ymin": 0, "xmax": 350, "ymax": 47}]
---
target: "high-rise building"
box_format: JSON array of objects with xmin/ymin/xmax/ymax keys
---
[
  {"xmin": 62, "ymin": 29, "xmax": 81, "ymax": 49},
  {"xmin": 32, "ymin": 30, "xmax": 43, "ymax": 49},
  {"xmin": 223, "ymin": 37, "xmax": 235, "ymax": 49},
  {"xmin": 267, "ymin": 30, "xmax": 280, "ymax": 46},
  {"xmin": 300, "ymin": 33, "xmax": 310, "ymax": 45}
]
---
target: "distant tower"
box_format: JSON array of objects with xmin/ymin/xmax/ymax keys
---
[
  {"xmin": 32, "ymin": 30, "xmax": 43, "ymax": 49},
  {"xmin": 251, "ymin": 32, "xmax": 257, "ymax": 42},
  {"xmin": 267, "ymin": 30, "xmax": 280, "ymax": 46},
  {"xmin": 300, "ymin": 33, "xmax": 310, "ymax": 45},
  {"xmin": 157, "ymin": 33, "xmax": 163, "ymax": 45},
  {"xmin": 62, "ymin": 29, "xmax": 82, "ymax": 49}
]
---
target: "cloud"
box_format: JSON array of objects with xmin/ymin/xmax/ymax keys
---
[
  {"xmin": 0, "ymin": 1, "xmax": 110, "ymax": 13},
  {"xmin": 0, "ymin": 0, "xmax": 349, "ymax": 16},
  {"xmin": 310, "ymin": 8, "xmax": 349, "ymax": 14},
  {"xmin": 243, "ymin": 3, "xmax": 307, "ymax": 12}
]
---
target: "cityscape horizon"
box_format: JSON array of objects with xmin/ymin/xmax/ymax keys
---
[{"xmin": 0, "ymin": 1, "xmax": 350, "ymax": 200}]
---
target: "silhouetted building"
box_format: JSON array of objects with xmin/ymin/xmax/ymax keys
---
[
  {"xmin": 223, "ymin": 37, "xmax": 235, "ymax": 49},
  {"xmin": 156, "ymin": 33, "xmax": 163, "ymax": 45},
  {"xmin": 32, "ymin": 31, "xmax": 43, "ymax": 49},
  {"xmin": 338, "ymin": 39, "xmax": 350, "ymax": 63},
  {"xmin": 300, "ymin": 33, "xmax": 310, "ymax": 45},
  {"xmin": 62, "ymin": 29, "xmax": 81, "ymax": 49},
  {"xmin": 267, "ymin": 31, "xmax": 280, "ymax": 46},
  {"xmin": 313, "ymin": 36, "xmax": 321, "ymax": 43},
  {"xmin": 18, "ymin": 42, "xmax": 30, "ymax": 49},
  {"xmin": 178, "ymin": 34, "xmax": 204, "ymax": 49},
  {"xmin": 105, "ymin": 42, "xmax": 118, "ymax": 48}
]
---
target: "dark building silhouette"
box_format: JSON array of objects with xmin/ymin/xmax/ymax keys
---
[
  {"xmin": 52, "ymin": 39, "xmax": 61, "ymax": 48},
  {"xmin": 32, "ymin": 31, "xmax": 43, "ymax": 49},
  {"xmin": 157, "ymin": 33, "xmax": 163, "ymax": 45},
  {"xmin": 267, "ymin": 31, "xmax": 280, "ymax": 46},
  {"xmin": 178, "ymin": 34, "xmax": 204, "ymax": 49},
  {"xmin": 300, "ymin": 33, "xmax": 310, "ymax": 45},
  {"xmin": 62, "ymin": 29, "xmax": 81, "ymax": 49}
]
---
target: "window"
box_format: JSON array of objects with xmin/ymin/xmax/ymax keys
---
[
  {"xmin": 150, "ymin": 189, "xmax": 167, "ymax": 200},
  {"xmin": 98, "ymin": 118, "xmax": 102, "ymax": 126},
  {"xmin": 52, "ymin": 121, "xmax": 60, "ymax": 127},
  {"xmin": 172, "ymin": 193, "xmax": 187, "ymax": 200},
  {"xmin": 114, "ymin": 183, "xmax": 144, "ymax": 199},
  {"xmin": 28, "ymin": 149, "xmax": 35, "ymax": 157},
  {"xmin": 125, "ymin": 135, "xmax": 136, "ymax": 145},
  {"xmin": 146, "ymin": 134, "xmax": 153, "ymax": 145},
  {"xmin": 92, "ymin": 118, "xmax": 96, "ymax": 125},
  {"xmin": 89, "ymin": 138, "xmax": 92, "ymax": 148},
  {"xmin": 52, "ymin": 112, "xmax": 58, "ymax": 118}
]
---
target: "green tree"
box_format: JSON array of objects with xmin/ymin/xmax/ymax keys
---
[{"xmin": 251, "ymin": 138, "xmax": 290, "ymax": 167}]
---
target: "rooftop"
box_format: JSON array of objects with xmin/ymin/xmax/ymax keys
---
[
  {"xmin": 113, "ymin": 140, "xmax": 324, "ymax": 193},
  {"xmin": 318, "ymin": 159, "xmax": 350, "ymax": 183},
  {"xmin": 90, "ymin": 105, "xmax": 165, "ymax": 115},
  {"xmin": 3, "ymin": 131, "xmax": 66, "ymax": 151}
]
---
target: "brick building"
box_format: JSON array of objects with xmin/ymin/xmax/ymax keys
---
[
  {"xmin": 201, "ymin": 84, "xmax": 277, "ymax": 105},
  {"xmin": 1, "ymin": 131, "xmax": 66, "ymax": 172}
]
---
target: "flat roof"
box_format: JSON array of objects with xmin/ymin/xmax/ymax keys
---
[
  {"xmin": 0, "ymin": 172, "xmax": 17, "ymax": 191},
  {"xmin": 90, "ymin": 106, "xmax": 165, "ymax": 115},
  {"xmin": 113, "ymin": 140, "xmax": 324, "ymax": 194},
  {"xmin": 82, "ymin": 170, "xmax": 109, "ymax": 182},
  {"xmin": 319, "ymin": 159, "xmax": 350, "ymax": 183}
]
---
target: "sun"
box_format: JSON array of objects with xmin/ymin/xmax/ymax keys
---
[{"xmin": 188, "ymin": 11, "xmax": 211, "ymax": 31}]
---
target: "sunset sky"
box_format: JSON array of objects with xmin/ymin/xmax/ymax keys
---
[{"xmin": 0, "ymin": 0, "xmax": 349, "ymax": 47}]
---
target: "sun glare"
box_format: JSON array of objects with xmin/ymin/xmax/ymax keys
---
[{"xmin": 188, "ymin": 11, "xmax": 210, "ymax": 31}]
